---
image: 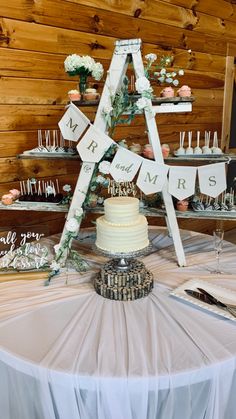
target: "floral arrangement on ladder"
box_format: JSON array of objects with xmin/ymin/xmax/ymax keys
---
[
  {"xmin": 46, "ymin": 50, "xmax": 189, "ymax": 283},
  {"xmin": 102, "ymin": 52, "xmax": 186, "ymax": 136}
]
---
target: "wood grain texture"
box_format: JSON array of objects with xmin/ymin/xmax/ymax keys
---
[{"xmin": 0, "ymin": 0, "xmax": 229, "ymax": 56}]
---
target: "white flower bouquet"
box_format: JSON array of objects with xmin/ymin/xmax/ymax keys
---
[
  {"xmin": 64, "ymin": 54, "xmax": 104, "ymax": 80},
  {"xmin": 144, "ymin": 53, "xmax": 185, "ymax": 86}
]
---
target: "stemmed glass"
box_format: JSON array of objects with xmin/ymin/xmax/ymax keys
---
[{"xmin": 212, "ymin": 229, "xmax": 224, "ymax": 274}]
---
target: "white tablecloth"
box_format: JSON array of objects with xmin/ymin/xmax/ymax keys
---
[{"xmin": 0, "ymin": 228, "xmax": 236, "ymax": 419}]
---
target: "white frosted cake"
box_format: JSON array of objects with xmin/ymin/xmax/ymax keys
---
[{"xmin": 95, "ymin": 197, "xmax": 149, "ymax": 253}]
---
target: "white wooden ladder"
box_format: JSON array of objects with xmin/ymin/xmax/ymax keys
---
[{"xmin": 59, "ymin": 38, "xmax": 187, "ymax": 266}]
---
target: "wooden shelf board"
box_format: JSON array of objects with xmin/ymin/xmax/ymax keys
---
[
  {"xmin": 144, "ymin": 208, "xmax": 236, "ymax": 221},
  {"xmin": 164, "ymin": 154, "xmax": 236, "ymax": 163},
  {"xmin": 17, "ymin": 153, "xmax": 80, "ymax": 160},
  {"xmin": 71, "ymin": 96, "xmax": 195, "ymax": 107},
  {"xmin": 0, "ymin": 202, "xmax": 68, "ymax": 212}
]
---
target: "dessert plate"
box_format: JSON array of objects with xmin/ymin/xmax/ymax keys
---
[
  {"xmin": 15, "ymin": 200, "xmax": 61, "ymax": 206},
  {"xmin": 170, "ymin": 278, "xmax": 236, "ymax": 321},
  {"xmin": 173, "ymin": 152, "xmax": 225, "ymax": 158}
]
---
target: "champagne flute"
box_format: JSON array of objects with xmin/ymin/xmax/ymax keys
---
[{"xmin": 212, "ymin": 229, "xmax": 224, "ymax": 274}]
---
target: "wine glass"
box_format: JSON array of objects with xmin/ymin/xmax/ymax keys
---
[{"xmin": 212, "ymin": 229, "xmax": 224, "ymax": 274}]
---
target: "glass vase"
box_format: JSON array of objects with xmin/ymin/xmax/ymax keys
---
[{"xmin": 79, "ymin": 74, "xmax": 88, "ymax": 95}]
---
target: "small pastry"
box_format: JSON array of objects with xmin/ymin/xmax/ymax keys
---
[
  {"xmin": 68, "ymin": 89, "xmax": 81, "ymax": 101},
  {"xmin": 177, "ymin": 85, "xmax": 191, "ymax": 97},
  {"xmin": 118, "ymin": 139, "xmax": 129, "ymax": 149},
  {"xmin": 143, "ymin": 144, "xmax": 154, "ymax": 159},
  {"xmin": 211, "ymin": 131, "xmax": 223, "ymax": 154},
  {"xmin": 176, "ymin": 200, "xmax": 189, "ymax": 211},
  {"xmin": 83, "ymin": 88, "xmax": 99, "ymax": 101},
  {"xmin": 175, "ymin": 131, "xmax": 185, "ymax": 155},
  {"xmin": 191, "ymin": 201, "xmax": 205, "ymax": 211},
  {"xmin": 202, "ymin": 131, "xmax": 212, "ymax": 154},
  {"xmin": 212, "ymin": 201, "xmax": 221, "ymax": 211},
  {"xmin": 161, "ymin": 143, "xmax": 170, "ymax": 158},
  {"xmin": 160, "ymin": 86, "xmax": 175, "ymax": 98},
  {"xmin": 185, "ymin": 131, "xmax": 193, "ymax": 155},
  {"xmin": 1, "ymin": 193, "xmax": 14, "ymax": 205},
  {"xmin": 194, "ymin": 131, "xmax": 202, "ymax": 154},
  {"xmin": 9, "ymin": 189, "xmax": 21, "ymax": 199},
  {"xmin": 87, "ymin": 193, "xmax": 98, "ymax": 208},
  {"xmin": 129, "ymin": 143, "xmax": 142, "ymax": 154}
]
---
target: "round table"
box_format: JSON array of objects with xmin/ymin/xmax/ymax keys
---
[{"xmin": 0, "ymin": 227, "xmax": 236, "ymax": 419}]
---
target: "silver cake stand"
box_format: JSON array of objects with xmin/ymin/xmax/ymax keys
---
[{"xmin": 93, "ymin": 244, "xmax": 152, "ymax": 271}]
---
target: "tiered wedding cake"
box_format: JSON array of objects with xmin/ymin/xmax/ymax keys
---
[
  {"xmin": 95, "ymin": 196, "xmax": 149, "ymax": 253},
  {"xmin": 94, "ymin": 197, "xmax": 153, "ymax": 301}
]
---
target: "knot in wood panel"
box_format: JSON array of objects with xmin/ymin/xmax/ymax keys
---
[
  {"xmin": 0, "ymin": 33, "xmax": 10, "ymax": 45},
  {"xmin": 90, "ymin": 41, "xmax": 106, "ymax": 50},
  {"xmin": 134, "ymin": 9, "xmax": 142, "ymax": 18}
]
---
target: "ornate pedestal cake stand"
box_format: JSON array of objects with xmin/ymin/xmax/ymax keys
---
[{"xmin": 94, "ymin": 245, "xmax": 153, "ymax": 301}]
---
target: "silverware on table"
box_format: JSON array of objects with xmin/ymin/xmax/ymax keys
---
[
  {"xmin": 197, "ymin": 288, "xmax": 236, "ymax": 309},
  {"xmin": 184, "ymin": 288, "xmax": 236, "ymax": 318}
]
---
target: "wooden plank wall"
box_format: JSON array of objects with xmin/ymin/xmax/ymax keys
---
[{"xmin": 0, "ymin": 0, "xmax": 236, "ymax": 235}]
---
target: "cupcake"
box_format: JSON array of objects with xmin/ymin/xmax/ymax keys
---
[
  {"xmin": 9, "ymin": 189, "xmax": 21, "ymax": 199},
  {"xmin": 83, "ymin": 88, "xmax": 99, "ymax": 101},
  {"xmin": 143, "ymin": 144, "xmax": 154, "ymax": 159},
  {"xmin": 87, "ymin": 193, "xmax": 98, "ymax": 208},
  {"xmin": 161, "ymin": 143, "xmax": 170, "ymax": 158},
  {"xmin": 1, "ymin": 193, "xmax": 14, "ymax": 205},
  {"xmin": 160, "ymin": 86, "xmax": 175, "ymax": 98},
  {"xmin": 177, "ymin": 85, "xmax": 191, "ymax": 97},
  {"xmin": 68, "ymin": 89, "xmax": 81, "ymax": 101},
  {"xmin": 176, "ymin": 200, "xmax": 189, "ymax": 211},
  {"xmin": 118, "ymin": 139, "xmax": 129, "ymax": 149},
  {"xmin": 129, "ymin": 143, "xmax": 142, "ymax": 154}
]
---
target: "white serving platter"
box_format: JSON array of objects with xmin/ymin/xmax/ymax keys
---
[{"xmin": 170, "ymin": 278, "xmax": 236, "ymax": 321}]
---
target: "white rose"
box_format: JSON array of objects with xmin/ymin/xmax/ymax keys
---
[
  {"xmin": 66, "ymin": 217, "xmax": 79, "ymax": 232},
  {"xmin": 173, "ymin": 79, "xmax": 179, "ymax": 86},
  {"xmin": 145, "ymin": 53, "xmax": 157, "ymax": 63},
  {"xmin": 96, "ymin": 175, "xmax": 106, "ymax": 184},
  {"xmin": 53, "ymin": 244, "xmax": 61, "ymax": 254},
  {"xmin": 158, "ymin": 76, "xmax": 165, "ymax": 83},
  {"xmin": 135, "ymin": 76, "xmax": 151, "ymax": 93},
  {"xmin": 160, "ymin": 68, "xmax": 166, "ymax": 75},
  {"xmin": 136, "ymin": 97, "xmax": 149, "ymax": 110},
  {"xmin": 50, "ymin": 260, "xmax": 60, "ymax": 271},
  {"xmin": 99, "ymin": 160, "xmax": 111, "ymax": 174},
  {"xmin": 103, "ymin": 105, "xmax": 113, "ymax": 115},
  {"xmin": 75, "ymin": 208, "xmax": 83, "ymax": 217},
  {"xmin": 62, "ymin": 184, "xmax": 71, "ymax": 192}
]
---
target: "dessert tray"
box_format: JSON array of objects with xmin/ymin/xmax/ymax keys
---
[
  {"xmin": 170, "ymin": 278, "xmax": 236, "ymax": 321},
  {"xmin": 173, "ymin": 152, "xmax": 225, "ymax": 158}
]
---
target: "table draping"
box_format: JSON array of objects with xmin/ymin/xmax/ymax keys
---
[{"xmin": 0, "ymin": 228, "xmax": 236, "ymax": 419}]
